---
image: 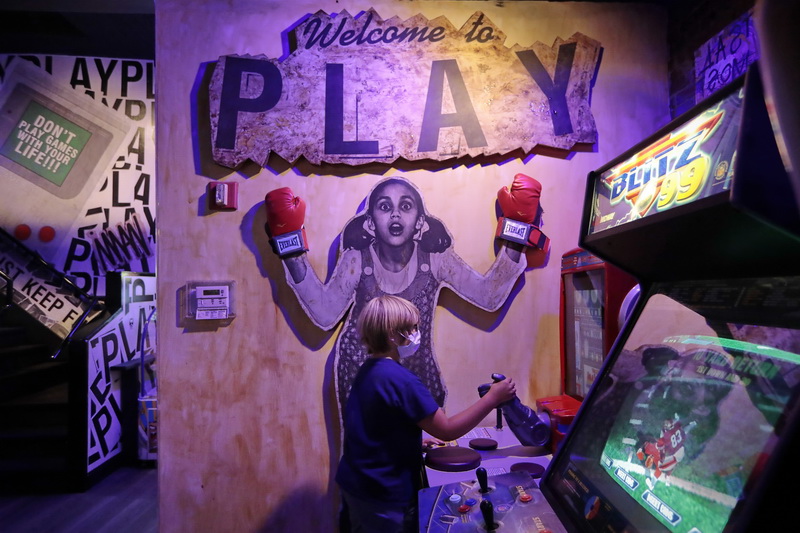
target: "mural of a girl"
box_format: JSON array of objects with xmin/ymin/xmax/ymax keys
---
[{"xmin": 268, "ymin": 177, "xmax": 538, "ymax": 418}]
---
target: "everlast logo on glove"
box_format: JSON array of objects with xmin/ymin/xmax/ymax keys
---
[
  {"xmin": 498, "ymin": 218, "xmax": 530, "ymax": 244},
  {"xmin": 275, "ymin": 230, "xmax": 305, "ymax": 256},
  {"xmin": 496, "ymin": 218, "xmax": 549, "ymax": 250}
]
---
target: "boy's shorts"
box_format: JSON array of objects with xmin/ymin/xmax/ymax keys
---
[{"xmin": 341, "ymin": 489, "xmax": 417, "ymax": 533}]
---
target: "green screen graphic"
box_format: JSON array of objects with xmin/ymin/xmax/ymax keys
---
[{"xmin": 0, "ymin": 100, "xmax": 92, "ymax": 186}]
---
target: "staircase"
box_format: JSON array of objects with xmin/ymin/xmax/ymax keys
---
[
  {"xmin": 0, "ymin": 228, "xmax": 157, "ymax": 493},
  {"xmin": 0, "ymin": 228, "xmax": 106, "ymax": 493},
  {"xmin": 0, "ymin": 296, "xmax": 76, "ymax": 493}
]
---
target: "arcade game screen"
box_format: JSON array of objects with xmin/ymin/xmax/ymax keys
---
[
  {"xmin": 563, "ymin": 268, "xmax": 605, "ymax": 399},
  {"xmin": 0, "ymin": 81, "xmax": 112, "ymax": 199},
  {"xmin": 0, "ymin": 60, "xmax": 131, "ymax": 255},
  {"xmin": 542, "ymin": 275, "xmax": 800, "ymax": 533}
]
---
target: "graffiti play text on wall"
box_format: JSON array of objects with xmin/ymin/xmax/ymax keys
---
[
  {"xmin": 65, "ymin": 211, "xmax": 152, "ymax": 278},
  {"xmin": 694, "ymin": 9, "xmax": 759, "ymax": 102},
  {"xmin": 86, "ymin": 272, "xmax": 156, "ymax": 470},
  {"xmin": 64, "ymin": 57, "xmax": 156, "ymax": 295},
  {"xmin": 209, "ymin": 9, "xmax": 602, "ymax": 167}
]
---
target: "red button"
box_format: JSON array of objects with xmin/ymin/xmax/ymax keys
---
[
  {"xmin": 39, "ymin": 226, "xmax": 56, "ymax": 243},
  {"xmin": 519, "ymin": 493, "xmax": 533, "ymax": 502},
  {"xmin": 458, "ymin": 504, "xmax": 471, "ymax": 513},
  {"xmin": 14, "ymin": 224, "xmax": 32, "ymax": 240}
]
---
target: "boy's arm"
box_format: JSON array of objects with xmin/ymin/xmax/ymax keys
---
[{"xmin": 418, "ymin": 378, "xmax": 516, "ymax": 441}]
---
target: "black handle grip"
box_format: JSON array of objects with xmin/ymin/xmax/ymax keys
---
[
  {"xmin": 476, "ymin": 466, "xmax": 488, "ymax": 493},
  {"xmin": 480, "ymin": 499, "xmax": 496, "ymax": 531}
]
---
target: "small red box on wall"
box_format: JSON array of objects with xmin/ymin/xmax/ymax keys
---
[{"xmin": 207, "ymin": 182, "xmax": 238, "ymax": 211}]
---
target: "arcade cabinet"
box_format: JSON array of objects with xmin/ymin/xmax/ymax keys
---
[
  {"xmin": 547, "ymin": 60, "xmax": 800, "ymax": 533},
  {"xmin": 560, "ymin": 248, "xmax": 639, "ymax": 401},
  {"xmin": 419, "ymin": 62, "xmax": 800, "ymax": 533},
  {"xmin": 534, "ymin": 249, "xmax": 639, "ymax": 453}
]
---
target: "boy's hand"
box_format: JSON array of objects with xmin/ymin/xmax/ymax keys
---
[
  {"xmin": 423, "ymin": 437, "xmax": 446, "ymax": 449},
  {"xmin": 486, "ymin": 377, "xmax": 516, "ymax": 406}
]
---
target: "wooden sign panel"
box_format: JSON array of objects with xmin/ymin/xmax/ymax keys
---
[{"xmin": 209, "ymin": 9, "xmax": 602, "ymax": 167}]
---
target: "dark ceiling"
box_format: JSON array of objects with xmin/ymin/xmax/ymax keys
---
[
  {"xmin": 0, "ymin": 1, "xmax": 155, "ymax": 59},
  {"xmin": 0, "ymin": 0, "xmax": 689, "ymax": 61}
]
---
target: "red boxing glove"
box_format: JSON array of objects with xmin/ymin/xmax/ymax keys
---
[
  {"xmin": 496, "ymin": 174, "xmax": 549, "ymax": 250},
  {"xmin": 264, "ymin": 187, "xmax": 309, "ymax": 257},
  {"xmin": 497, "ymin": 173, "xmax": 542, "ymax": 224}
]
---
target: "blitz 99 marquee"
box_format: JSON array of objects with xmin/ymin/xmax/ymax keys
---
[
  {"xmin": 590, "ymin": 90, "xmax": 738, "ymax": 234},
  {"xmin": 581, "ymin": 65, "xmax": 800, "ymax": 282}
]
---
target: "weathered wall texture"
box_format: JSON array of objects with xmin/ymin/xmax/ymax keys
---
[{"xmin": 155, "ymin": 1, "xmax": 669, "ymax": 531}]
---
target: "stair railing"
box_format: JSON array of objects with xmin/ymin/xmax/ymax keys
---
[
  {"xmin": 0, "ymin": 269, "xmax": 11, "ymax": 313},
  {"xmin": 51, "ymin": 292, "xmax": 102, "ymax": 360},
  {"xmin": 0, "ymin": 226, "xmax": 104, "ymax": 355}
]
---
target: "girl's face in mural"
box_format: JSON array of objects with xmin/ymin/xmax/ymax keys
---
[{"xmin": 368, "ymin": 182, "xmax": 424, "ymax": 248}]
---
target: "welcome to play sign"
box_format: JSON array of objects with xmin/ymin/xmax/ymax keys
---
[{"xmin": 209, "ymin": 9, "xmax": 602, "ymax": 167}]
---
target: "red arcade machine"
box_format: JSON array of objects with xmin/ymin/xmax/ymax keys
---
[
  {"xmin": 559, "ymin": 249, "xmax": 639, "ymax": 401},
  {"xmin": 536, "ymin": 249, "xmax": 639, "ymax": 452}
]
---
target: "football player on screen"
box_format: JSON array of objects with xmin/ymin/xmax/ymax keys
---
[{"xmin": 638, "ymin": 414, "xmax": 696, "ymax": 489}]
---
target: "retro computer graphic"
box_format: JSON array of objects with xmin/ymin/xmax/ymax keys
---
[{"xmin": 0, "ymin": 60, "xmax": 131, "ymax": 255}]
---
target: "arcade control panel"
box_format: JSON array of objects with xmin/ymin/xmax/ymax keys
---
[{"xmin": 418, "ymin": 468, "xmax": 566, "ymax": 532}]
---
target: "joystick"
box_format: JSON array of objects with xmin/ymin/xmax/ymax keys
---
[
  {"xmin": 479, "ymin": 373, "xmax": 551, "ymax": 447},
  {"xmin": 480, "ymin": 499, "xmax": 498, "ymax": 531},
  {"xmin": 477, "ymin": 467, "xmax": 490, "ymax": 493},
  {"xmin": 477, "ymin": 382, "xmax": 504, "ymax": 429}
]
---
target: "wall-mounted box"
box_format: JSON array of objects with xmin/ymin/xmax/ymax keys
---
[{"xmin": 185, "ymin": 280, "xmax": 235, "ymax": 321}]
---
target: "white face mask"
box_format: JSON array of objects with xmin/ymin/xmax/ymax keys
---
[{"xmin": 397, "ymin": 329, "xmax": 421, "ymax": 359}]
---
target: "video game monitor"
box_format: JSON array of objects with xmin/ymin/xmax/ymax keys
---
[{"xmin": 540, "ymin": 275, "xmax": 800, "ymax": 532}]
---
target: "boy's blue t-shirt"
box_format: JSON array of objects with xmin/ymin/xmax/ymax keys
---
[{"xmin": 336, "ymin": 357, "xmax": 440, "ymax": 503}]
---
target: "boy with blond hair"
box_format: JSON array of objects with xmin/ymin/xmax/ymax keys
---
[{"xmin": 336, "ymin": 294, "xmax": 516, "ymax": 532}]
